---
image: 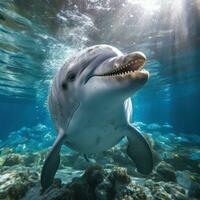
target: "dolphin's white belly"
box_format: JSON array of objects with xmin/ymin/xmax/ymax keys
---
[{"xmin": 65, "ymin": 104, "xmax": 126, "ymax": 153}]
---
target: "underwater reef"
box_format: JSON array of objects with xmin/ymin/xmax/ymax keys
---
[{"xmin": 0, "ymin": 124, "xmax": 200, "ymax": 200}]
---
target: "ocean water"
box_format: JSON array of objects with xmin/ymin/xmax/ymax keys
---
[{"xmin": 0, "ymin": 0, "xmax": 200, "ymax": 199}]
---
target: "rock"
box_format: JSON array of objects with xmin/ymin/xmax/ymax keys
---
[
  {"xmin": 0, "ymin": 157, "xmax": 5, "ymax": 167},
  {"xmin": 3, "ymin": 153, "xmax": 24, "ymax": 166},
  {"xmin": 145, "ymin": 180, "xmax": 171, "ymax": 200},
  {"xmin": 40, "ymin": 164, "xmax": 104, "ymax": 200},
  {"xmin": 40, "ymin": 166, "xmax": 138, "ymax": 200},
  {"xmin": 152, "ymin": 150, "xmax": 162, "ymax": 166},
  {"xmin": 155, "ymin": 161, "xmax": 177, "ymax": 182},
  {"xmin": 0, "ymin": 166, "xmax": 39, "ymax": 200},
  {"xmin": 165, "ymin": 154, "xmax": 200, "ymax": 172},
  {"xmin": 56, "ymin": 167, "xmax": 83, "ymax": 184},
  {"xmin": 73, "ymin": 155, "xmax": 91, "ymax": 170},
  {"xmin": 176, "ymin": 170, "xmax": 193, "ymax": 189},
  {"xmin": 52, "ymin": 178, "xmax": 62, "ymax": 188},
  {"xmin": 1, "ymin": 151, "xmax": 44, "ymax": 168},
  {"xmin": 112, "ymin": 150, "xmax": 132, "ymax": 166},
  {"xmin": 0, "ymin": 147, "xmax": 13, "ymax": 155},
  {"xmin": 163, "ymin": 183, "xmax": 187, "ymax": 200},
  {"xmin": 145, "ymin": 180, "xmax": 187, "ymax": 200},
  {"xmin": 60, "ymin": 152, "xmax": 79, "ymax": 168},
  {"xmin": 147, "ymin": 123, "xmax": 161, "ymax": 130},
  {"xmin": 103, "ymin": 163, "xmax": 115, "ymax": 170},
  {"xmin": 188, "ymin": 182, "xmax": 200, "ymax": 199},
  {"xmin": 21, "ymin": 164, "xmax": 189, "ymax": 200},
  {"xmin": 143, "ymin": 133, "xmax": 155, "ymax": 148},
  {"xmin": 126, "ymin": 164, "xmax": 139, "ymax": 177},
  {"xmin": 95, "ymin": 181, "xmax": 113, "ymax": 200},
  {"xmin": 95, "ymin": 155, "xmax": 114, "ymax": 166},
  {"xmin": 22, "ymin": 152, "xmax": 42, "ymax": 167}
]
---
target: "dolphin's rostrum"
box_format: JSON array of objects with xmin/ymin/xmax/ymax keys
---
[{"xmin": 41, "ymin": 44, "xmax": 153, "ymax": 191}]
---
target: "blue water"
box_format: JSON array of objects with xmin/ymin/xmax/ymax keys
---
[{"xmin": 0, "ymin": 0, "xmax": 200, "ymax": 168}]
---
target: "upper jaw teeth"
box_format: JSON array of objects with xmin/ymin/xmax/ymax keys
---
[{"xmin": 101, "ymin": 58, "xmax": 145, "ymax": 77}]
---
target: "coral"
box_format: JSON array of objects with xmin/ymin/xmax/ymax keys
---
[
  {"xmin": 0, "ymin": 136, "xmax": 197, "ymax": 200},
  {"xmin": 0, "ymin": 161, "xmax": 191, "ymax": 200},
  {"xmin": 83, "ymin": 165, "xmax": 104, "ymax": 187},
  {"xmin": 39, "ymin": 165, "xmax": 148, "ymax": 200},
  {"xmin": 0, "ymin": 147, "xmax": 13, "ymax": 155},
  {"xmin": 115, "ymin": 184, "xmax": 147, "ymax": 200},
  {"xmin": 68, "ymin": 179, "xmax": 91, "ymax": 200},
  {"xmin": 145, "ymin": 180, "xmax": 187, "ymax": 200},
  {"xmin": 108, "ymin": 167, "xmax": 131, "ymax": 185},
  {"xmin": 154, "ymin": 161, "xmax": 177, "ymax": 182},
  {"xmin": 107, "ymin": 167, "xmax": 147, "ymax": 200},
  {"xmin": 0, "ymin": 166, "xmax": 39, "ymax": 200},
  {"xmin": 2, "ymin": 153, "xmax": 24, "ymax": 166}
]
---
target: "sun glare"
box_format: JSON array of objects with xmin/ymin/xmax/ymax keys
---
[
  {"xmin": 127, "ymin": 0, "xmax": 188, "ymax": 41},
  {"xmin": 127, "ymin": 0, "xmax": 161, "ymax": 13}
]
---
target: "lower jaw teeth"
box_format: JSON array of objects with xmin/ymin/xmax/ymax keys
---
[
  {"xmin": 111, "ymin": 71, "xmax": 135, "ymax": 76},
  {"xmin": 102, "ymin": 64, "xmax": 145, "ymax": 77}
]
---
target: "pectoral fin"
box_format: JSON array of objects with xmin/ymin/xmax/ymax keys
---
[
  {"xmin": 40, "ymin": 129, "xmax": 65, "ymax": 191},
  {"xmin": 126, "ymin": 125, "xmax": 153, "ymax": 175}
]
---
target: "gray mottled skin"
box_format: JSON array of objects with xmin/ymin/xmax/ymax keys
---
[
  {"xmin": 48, "ymin": 46, "xmax": 117, "ymax": 133},
  {"xmin": 41, "ymin": 44, "xmax": 153, "ymax": 191}
]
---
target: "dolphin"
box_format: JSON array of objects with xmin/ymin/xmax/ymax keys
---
[{"xmin": 41, "ymin": 44, "xmax": 153, "ymax": 190}]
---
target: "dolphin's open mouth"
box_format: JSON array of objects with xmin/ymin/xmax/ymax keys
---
[
  {"xmin": 100, "ymin": 57, "xmax": 146, "ymax": 77},
  {"xmin": 95, "ymin": 52, "xmax": 147, "ymax": 78},
  {"xmin": 85, "ymin": 52, "xmax": 148, "ymax": 84}
]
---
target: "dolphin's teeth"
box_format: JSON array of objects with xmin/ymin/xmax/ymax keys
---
[{"xmin": 100, "ymin": 57, "xmax": 145, "ymax": 77}]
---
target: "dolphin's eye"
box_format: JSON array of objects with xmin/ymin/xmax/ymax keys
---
[{"xmin": 67, "ymin": 73, "xmax": 76, "ymax": 82}]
